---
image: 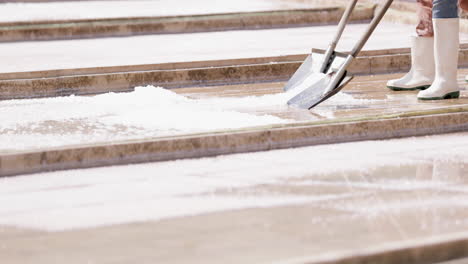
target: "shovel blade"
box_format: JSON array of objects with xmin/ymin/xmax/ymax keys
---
[
  {"xmin": 284, "ymin": 49, "xmax": 347, "ymax": 92},
  {"xmin": 287, "ymin": 72, "xmax": 353, "ymax": 109},
  {"xmin": 284, "ymin": 54, "xmax": 315, "ymax": 92},
  {"xmin": 285, "ymin": 48, "xmax": 352, "ymax": 110}
]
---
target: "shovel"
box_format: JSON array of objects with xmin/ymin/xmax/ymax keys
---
[{"xmin": 286, "ymin": 0, "xmax": 394, "ymax": 109}]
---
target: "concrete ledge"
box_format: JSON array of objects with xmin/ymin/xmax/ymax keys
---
[
  {"xmin": 1, "ymin": 107, "xmax": 468, "ymax": 177},
  {"xmin": 0, "ymin": 7, "xmax": 374, "ymax": 42},
  {"xmin": 299, "ymin": 232, "xmax": 468, "ymax": 264},
  {"xmin": 2, "ymin": 47, "xmax": 468, "ymax": 100},
  {"xmin": 0, "ymin": 62, "xmax": 301, "ymax": 99},
  {"xmin": 0, "ymin": 55, "xmax": 307, "ymax": 81}
]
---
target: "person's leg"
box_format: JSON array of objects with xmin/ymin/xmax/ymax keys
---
[
  {"xmin": 386, "ymin": 0, "xmax": 435, "ymax": 91},
  {"xmin": 417, "ymin": 0, "xmax": 434, "ymax": 37},
  {"xmin": 418, "ymin": 0, "xmax": 460, "ymax": 100}
]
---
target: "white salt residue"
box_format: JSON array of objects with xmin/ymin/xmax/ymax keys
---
[
  {"xmin": 331, "ymin": 195, "xmax": 468, "ymax": 217},
  {"xmin": 0, "ymin": 194, "xmax": 361, "ymax": 232},
  {"xmin": 0, "ymin": 0, "xmax": 310, "ymax": 23},
  {"xmin": 199, "ymin": 75, "xmax": 374, "ymax": 111},
  {"xmin": 192, "ymin": 72, "xmax": 329, "ymax": 111},
  {"xmin": 0, "ymin": 86, "xmax": 286, "ymax": 130},
  {"xmin": 0, "ymin": 86, "xmax": 291, "ymax": 151},
  {"xmin": 0, "ymin": 132, "xmax": 467, "ymax": 231},
  {"xmin": 291, "ymin": 179, "xmax": 450, "ymax": 191},
  {"xmin": 321, "ymin": 92, "xmax": 375, "ymax": 105},
  {"xmin": 90, "ymin": 86, "xmax": 289, "ymax": 131},
  {"xmin": 0, "ymin": 84, "xmax": 376, "ymax": 151},
  {"xmin": 0, "ymin": 24, "xmax": 418, "ymax": 74},
  {"xmin": 197, "ymin": 90, "xmax": 293, "ymax": 111}
]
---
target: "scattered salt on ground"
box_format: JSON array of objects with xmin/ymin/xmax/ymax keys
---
[
  {"xmin": 198, "ymin": 72, "xmax": 373, "ymax": 110},
  {"xmin": 0, "ymin": 86, "xmax": 288, "ymax": 151},
  {"xmin": 0, "ymin": 132, "xmax": 467, "ymax": 231},
  {"xmin": 0, "ymin": 86, "xmax": 372, "ymax": 151}
]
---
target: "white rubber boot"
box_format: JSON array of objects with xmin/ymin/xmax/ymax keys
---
[
  {"xmin": 418, "ymin": 18, "xmax": 460, "ymax": 100},
  {"xmin": 387, "ymin": 36, "xmax": 434, "ymax": 91}
]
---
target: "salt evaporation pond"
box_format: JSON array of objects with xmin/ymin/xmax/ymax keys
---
[
  {"xmin": 0, "ymin": 132, "xmax": 467, "ymax": 231},
  {"xmin": 0, "ymin": 0, "xmax": 312, "ymax": 23},
  {"xmin": 0, "ymin": 85, "xmax": 372, "ymax": 151}
]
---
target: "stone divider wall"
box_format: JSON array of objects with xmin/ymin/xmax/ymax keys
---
[
  {"xmin": 1, "ymin": 47, "xmax": 468, "ymax": 100},
  {"xmin": 0, "ymin": 7, "xmax": 374, "ymax": 42}
]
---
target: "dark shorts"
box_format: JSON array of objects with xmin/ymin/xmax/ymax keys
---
[
  {"xmin": 433, "ymin": 0, "xmax": 459, "ymax": 18},
  {"xmin": 417, "ymin": 0, "xmax": 459, "ymax": 36}
]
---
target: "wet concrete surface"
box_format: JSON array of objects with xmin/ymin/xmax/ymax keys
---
[
  {"xmin": 1, "ymin": 132, "xmax": 468, "ymax": 264},
  {"xmin": 178, "ymin": 72, "xmax": 468, "ymax": 122}
]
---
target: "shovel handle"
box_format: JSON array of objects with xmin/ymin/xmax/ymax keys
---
[
  {"xmin": 320, "ymin": 0, "xmax": 358, "ymax": 73},
  {"xmin": 350, "ymin": 0, "xmax": 394, "ymax": 57},
  {"xmin": 330, "ymin": 0, "xmax": 359, "ymax": 48}
]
